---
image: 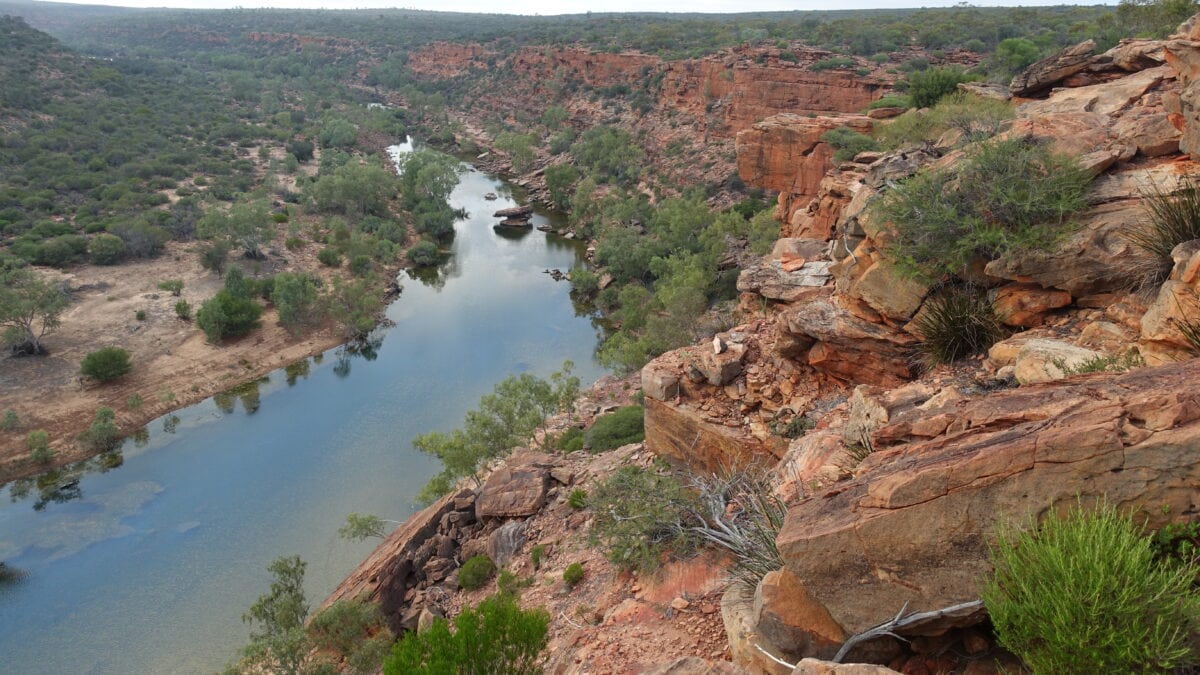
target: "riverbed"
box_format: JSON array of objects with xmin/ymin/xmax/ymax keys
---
[{"xmin": 0, "ymin": 139, "xmax": 603, "ymax": 673}]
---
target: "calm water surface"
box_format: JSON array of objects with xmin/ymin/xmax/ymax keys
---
[{"xmin": 0, "ymin": 139, "xmax": 603, "ymax": 673}]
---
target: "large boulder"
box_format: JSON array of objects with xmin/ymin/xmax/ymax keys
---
[
  {"xmin": 476, "ymin": 463, "xmax": 549, "ymax": 517},
  {"xmin": 1010, "ymin": 40, "xmax": 1098, "ymax": 97},
  {"xmin": 738, "ymin": 259, "xmax": 834, "ymax": 303},
  {"xmin": 645, "ymin": 398, "xmax": 782, "ymax": 471},
  {"xmin": 1013, "ymin": 338, "xmax": 1102, "ymax": 384},
  {"xmin": 776, "ymin": 360, "xmax": 1200, "ymax": 635},
  {"xmin": 783, "ymin": 296, "xmax": 917, "ymax": 387},
  {"xmin": 753, "ymin": 569, "xmax": 847, "ymax": 662}
]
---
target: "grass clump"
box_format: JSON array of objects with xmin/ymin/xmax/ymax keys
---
[
  {"xmin": 821, "ymin": 127, "xmax": 879, "ymax": 163},
  {"xmin": 584, "ymin": 405, "xmax": 644, "ymax": 452},
  {"xmin": 879, "ymin": 137, "xmax": 1090, "ymax": 278},
  {"xmin": 563, "ymin": 563, "xmax": 585, "ymax": 589},
  {"xmin": 912, "ymin": 287, "xmax": 1005, "ymax": 366},
  {"xmin": 983, "ymin": 502, "xmax": 1200, "ymax": 674},
  {"xmin": 1126, "ymin": 174, "xmax": 1200, "ymax": 285},
  {"xmin": 0, "ymin": 409, "xmax": 18, "ymax": 431},
  {"xmin": 78, "ymin": 406, "xmax": 121, "ymax": 452},
  {"xmin": 1060, "ymin": 349, "xmax": 1145, "ymax": 375},
  {"xmin": 567, "ymin": 489, "xmax": 588, "ymax": 509},
  {"xmin": 384, "ymin": 593, "xmax": 549, "ymax": 675},
  {"xmin": 458, "ymin": 555, "xmax": 496, "ymax": 591},
  {"xmin": 530, "ymin": 544, "xmax": 546, "ymax": 570}
]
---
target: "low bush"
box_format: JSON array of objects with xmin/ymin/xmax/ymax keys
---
[
  {"xmin": 349, "ymin": 254, "xmax": 372, "ymax": 277},
  {"xmin": 589, "ymin": 465, "xmax": 698, "ymax": 572},
  {"xmin": 384, "ymin": 593, "xmax": 549, "ymax": 675},
  {"xmin": 879, "ymin": 137, "xmax": 1090, "ymax": 278},
  {"xmin": 1127, "ymin": 174, "xmax": 1200, "ymax": 284},
  {"xmin": 26, "ymin": 429, "xmax": 51, "ymax": 463},
  {"xmin": 875, "ymin": 94, "xmax": 1012, "ymax": 150},
  {"xmin": 458, "ymin": 555, "xmax": 496, "ymax": 590},
  {"xmin": 157, "ymin": 279, "xmax": 184, "ymax": 296},
  {"xmin": 907, "ymin": 66, "xmax": 974, "ymax": 108},
  {"xmin": 584, "ymin": 405, "xmax": 644, "ymax": 452},
  {"xmin": 88, "ymin": 233, "xmax": 126, "ymax": 265},
  {"xmin": 530, "ymin": 544, "xmax": 546, "ymax": 569},
  {"xmin": 307, "ymin": 599, "xmax": 387, "ymax": 659},
  {"xmin": 866, "ymin": 94, "xmax": 911, "ymax": 110},
  {"xmin": 80, "ymin": 347, "xmax": 132, "ymax": 382},
  {"xmin": 563, "ymin": 563, "xmax": 584, "ymax": 589},
  {"xmin": 983, "ymin": 502, "xmax": 1200, "ymax": 673},
  {"xmin": 913, "ymin": 287, "xmax": 1005, "ymax": 366},
  {"xmin": 821, "ymin": 127, "xmax": 879, "ymax": 163},
  {"xmin": 196, "ymin": 275, "xmax": 262, "ymax": 343},
  {"xmin": 0, "ymin": 409, "xmax": 18, "ymax": 431},
  {"xmin": 406, "ymin": 240, "xmax": 440, "ymax": 267},
  {"xmin": 317, "ymin": 247, "xmax": 341, "ymax": 267},
  {"xmin": 78, "ymin": 406, "xmax": 120, "ymax": 453},
  {"xmin": 174, "ymin": 300, "xmax": 191, "ymax": 320}
]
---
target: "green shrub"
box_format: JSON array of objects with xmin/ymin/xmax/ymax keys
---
[
  {"xmin": 584, "ymin": 405, "xmax": 644, "ymax": 452},
  {"xmin": 1, "ymin": 409, "xmax": 19, "ymax": 432},
  {"xmin": 406, "ymin": 240, "xmax": 440, "ymax": 267},
  {"xmin": 157, "ymin": 279, "xmax": 184, "ymax": 296},
  {"xmin": 26, "ymin": 429, "xmax": 51, "ymax": 463},
  {"xmin": 317, "ymin": 247, "xmax": 341, "ymax": 267},
  {"xmin": 272, "ymin": 272, "xmax": 323, "ymax": 334},
  {"xmin": 88, "ymin": 233, "xmax": 126, "ymax": 265},
  {"xmin": 135, "ymin": 309, "xmax": 146, "ymax": 321},
  {"xmin": 590, "ymin": 465, "xmax": 698, "ymax": 572},
  {"xmin": 913, "ymin": 287, "xmax": 1005, "ymax": 365},
  {"xmin": 384, "ymin": 593, "xmax": 549, "ymax": 675},
  {"xmin": 567, "ymin": 489, "xmax": 588, "ymax": 509},
  {"xmin": 821, "ymin": 127, "xmax": 879, "ymax": 163},
  {"xmin": 554, "ymin": 426, "xmax": 585, "ymax": 453},
  {"xmin": 174, "ymin": 300, "xmax": 191, "ymax": 320},
  {"xmin": 80, "ymin": 347, "xmax": 132, "ymax": 382},
  {"xmin": 126, "ymin": 394, "xmax": 143, "ymax": 410},
  {"xmin": 349, "ymin": 254, "xmax": 372, "ymax": 277},
  {"xmin": 867, "ymin": 94, "xmax": 911, "ymax": 110},
  {"xmin": 307, "ymin": 599, "xmax": 387, "ymax": 659},
  {"xmin": 196, "ymin": 290, "xmax": 262, "ymax": 343},
  {"xmin": 458, "ymin": 555, "xmax": 496, "ymax": 590},
  {"xmin": 983, "ymin": 502, "xmax": 1200, "ymax": 674},
  {"xmin": 530, "ymin": 544, "xmax": 546, "ymax": 570},
  {"xmin": 1127, "ymin": 174, "xmax": 1200, "ymax": 284},
  {"xmin": 569, "ymin": 267, "xmax": 599, "ymax": 296},
  {"xmin": 284, "ymin": 236, "xmax": 305, "ymax": 251},
  {"xmin": 199, "ymin": 240, "xmax": 230, "ymax": 275},
  {"xmin": 907, "ymin": 66, "xmax": 973, "ymax": 108},
  {"xmin": 78, "ymin": 406, "xmax": 120, "ymax": 452},
  {"xmin": 563, "ymin": 563, "xmax": 584, "ymax": 589},
  {"xmin": 879, "ymin": 137, "xmax": 1090, "ymax": 278},
  {"xmin": 497, "ymin": 569, "xmax": 520, "ymax": 595}
]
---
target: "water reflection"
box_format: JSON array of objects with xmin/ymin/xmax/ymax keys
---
[
  {"xmin": 492, "ymin": 225, "xmax": 532, "ymax": 241},
  {"xmin": 6, "ymin": 448, "xmax": 125, "ymax": 512}
]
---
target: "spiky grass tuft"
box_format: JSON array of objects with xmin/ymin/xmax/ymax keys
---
[{"xmin": 913, "ymin": 286, "xmax": 1005, "ymax": 366}]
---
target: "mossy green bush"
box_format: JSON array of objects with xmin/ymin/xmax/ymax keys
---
[
  {"xmin": 878, "ymin": 137, "xmax": 1090, "ymax": 278},
  {"xmin": 584, "ymin": 405, "xmax": 644, "ymax": 452},
  {"xmin": 80, "ymin": 347, "xmax": 132, "ymax": 383},
  {"xmin": 984, "ymin": 502, "xmax": 1200, "ymax": 673},
  {"xmin": 458, "ymin": 555, "xmax": 496, "ymax": 590},
  {"xmin": 563, "ymin": 563, "xmax": 584, "ymax": 589}
]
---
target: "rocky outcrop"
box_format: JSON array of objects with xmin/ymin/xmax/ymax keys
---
[
  {"xmin": 781, "ymin": 294, "xmax": 918, "ymax": 387},
  {"xmin": 1010, "ymin": 40, "xmax": 1098, "ymax": 96},
  {"xmin": 645, "ymin": 397, "xmax": 782, "ymax": 471},
  {"xmin": 736, "ymin": 115, "xmax": 873, "ymax": 227},
  {"xmin": 776, "ymin": 360, "xmax": 1200, "ymax": 636},
  {"xmin": 1140, "ymin": 239, "xmax": 1200, "ymax": 363}
]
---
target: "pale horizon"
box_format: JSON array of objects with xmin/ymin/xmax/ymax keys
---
[{"xmin": 30, "ymin": 0, "xmax": 1116, "ymax": 17}]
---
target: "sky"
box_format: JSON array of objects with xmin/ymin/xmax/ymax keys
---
[{"xmin": 40, "ymin": 0, "xmax": 1113, "ymax": 16}]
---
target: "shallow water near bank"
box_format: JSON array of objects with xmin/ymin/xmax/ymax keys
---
[{"xmin": 0, "ymin": 139, "xmax": 604, "ymax": 673}]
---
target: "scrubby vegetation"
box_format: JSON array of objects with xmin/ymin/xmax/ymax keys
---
[
  {"xmin": 458, "ymin": 555, "xmax": 497, "ymax": 590},
  {"xmin": 1127, "ymin": 174, "xmax": 1200, "ymax": 284},
  {"xmin": 384, "ymin": 593, "xmax": 549, "ymax": 675},
  {"xmin": 984, "ymin": 503, "xmax": 1200, "ymax": 673},
  {"xmin": 584, "ymin": 405, "xmax": 645, "ymax": 452},
  {"xmin": 80, "ymin": 346, "xmax": 132, "ymax": 383},
  {"xmin": 879, "ymin": 137, "xmax": 1090, "ymax": 278}
]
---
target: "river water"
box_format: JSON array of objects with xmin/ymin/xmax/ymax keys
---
[{"xmin": 0, "ymin": 139, "xmax": 603, "ymax": 673}]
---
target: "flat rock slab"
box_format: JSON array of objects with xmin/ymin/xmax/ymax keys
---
[{"xmin": 476, "ymin": 465, "xmax": 548, "ymax": 517}]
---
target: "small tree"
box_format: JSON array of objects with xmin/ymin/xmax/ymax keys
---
[
  {"xmin": 80, "ymin": 347, "xmax": 132, "ymax": 383},
  {"xmin": 241, "ymin": 555, "xmax": 309, "ymax": 675},
  {"xmin": 88, "ymin": 233, "xmax": 127, "ymax": 265},
  {"xmin": 26, "ymin": 429, "xmax": 52, "ymax": 463},
  {"xmin": 198, "ymin": 200, "xmax": 273, "ymax": 259},
  {"xmin": 0, "ymin": 266, "xmax": 69, "ymax": 355}
]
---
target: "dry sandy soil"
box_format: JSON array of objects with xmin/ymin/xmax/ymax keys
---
[{"xmin": 0, "ymin": 237, "xmax": 367, "ymax": 483}]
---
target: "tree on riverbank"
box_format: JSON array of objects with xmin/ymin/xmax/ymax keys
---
[{"xmin": 0, "ymin": 266, "xmax": 69, "ymax": 356}]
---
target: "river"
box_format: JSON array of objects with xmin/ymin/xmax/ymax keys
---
[{"xmin": 0, "ymin": 138, "xmax": 604, "ymax": 673}]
